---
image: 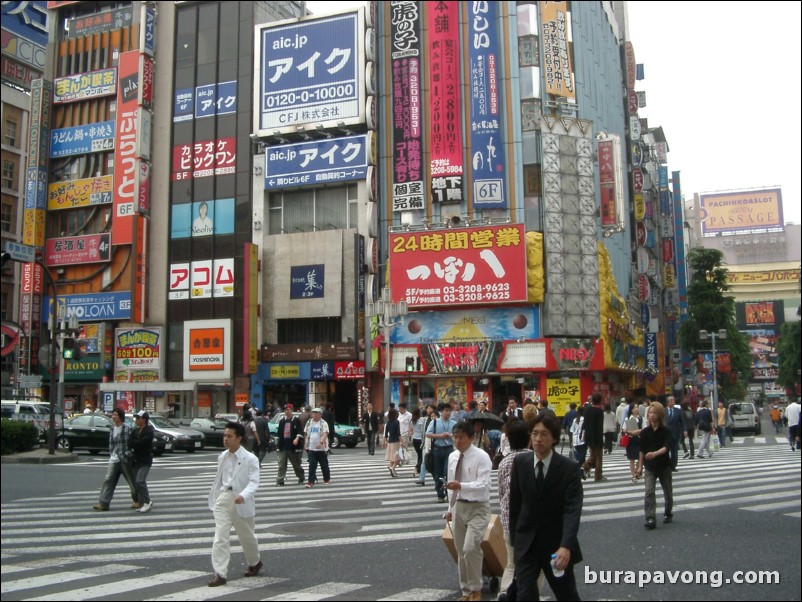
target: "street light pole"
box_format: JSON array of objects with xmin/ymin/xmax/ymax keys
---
[
  {"xmin": 366, "ymin": 287, "xmax": 407, "ymax": 408},
  {"xmin": 699, "ymin": 329, "xmax": 727, "ymax": 408}
]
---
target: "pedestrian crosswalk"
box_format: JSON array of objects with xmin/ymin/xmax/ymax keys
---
[{"xmin": 1, "ymin": 442, "xmax": 799, "ymax": 600}]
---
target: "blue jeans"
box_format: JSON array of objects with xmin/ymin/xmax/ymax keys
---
[
  {"xmin": 433, "ymin": 445, "xmax": 453, "ymax": 499},
  {"xmin": 133, "ymin": 464, "xmax": 151, "ymax": 505},
  {"xmin": 307, "ymin": 450, "xmax": 330, "ymax": 483}
]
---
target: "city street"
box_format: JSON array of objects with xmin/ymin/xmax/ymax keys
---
[{"xmin": 1, "ymin": 430, "xmax": 800, "ymax": 601}]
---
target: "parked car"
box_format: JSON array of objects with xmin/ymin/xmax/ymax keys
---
[
  {"xmin": 131, "ymin": 415, "xmax": 205, "ymax": 452},
  {"xmin": 187, "ymin": 418, "xmax": 229, "ymax": 447},
  {"xmin": 268, "ymin": 412, "xmax": 364, "ymax": 448},
  {"xmin": 59, "ymin": 413, "xmax": 170, "ymax": 455},
  {"xmin": 728, "ymin": 401, "xmax": 761, "ymax": 435},
  {"xmin": 1, "ymin": 400, "xmax": 65, "ymax": 442}
]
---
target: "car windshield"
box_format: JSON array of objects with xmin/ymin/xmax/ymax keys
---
[
  {"xmin": 270, "ymin": 413, "xmax": 300, "ymax": 424},
  {"xmin": 732, "ymin": 404, "xmax": 753, "ymax": 414},
  {"xmin": 150, "ymin": 416, "xmax": 178, "ymax": 428}
]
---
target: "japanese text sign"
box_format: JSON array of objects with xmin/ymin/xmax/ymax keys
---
[
  {"xmin": 540, "ymin": 1, "xmax": 575, "ymax": 99},
  {"xmin": 256, "ymin": 11, "xmax": 362, "ymax": 132},
  {"xmin": 390, "ymin": 224, "xmax": 527, "ymax": 308},
  {"xmin": 265, "ymin": 134, "xmax": 368, "ymax": 189},
  {"xmin": 45, "ymin": 233, "xmax": 111, "ymax": 267},
  {"xmin": 53, "ymin": 67, "xmax": 116, "ymax": 104},
  {"xmin": 49, "ymin": 121, "xmax": 115, "ymax": 158},
  {"xmin": 47, "ymin": 175, "xmax": 113, "ymax": 211},
  {"xmin": 172, "ymin": 137, "xmax": 236, "ymax": 181}
]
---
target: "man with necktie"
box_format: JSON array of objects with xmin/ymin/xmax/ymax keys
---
[
  {"xmin": 444, "ymin": 421, "xmax": 492, "ymax": 602},
  {"xmin": 509, "ymin": 414, "xmax": 584, "ymax": 600},
  {"xmin": 665, "ymin": 396, "xmax": 687, "ymax": 472}
]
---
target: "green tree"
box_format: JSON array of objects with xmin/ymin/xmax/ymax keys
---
[
  {"xmin": 679, "ymin": 248, "xmax": 750, "ymax": 400},
  {"xmin": 775, "ymin": 314, "xmax": 801, "ymax": 400}
]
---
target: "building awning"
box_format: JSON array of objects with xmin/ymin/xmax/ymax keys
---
[{"xmin": 98, "ymin": 382, "xmax": 198, "ymax": 393}]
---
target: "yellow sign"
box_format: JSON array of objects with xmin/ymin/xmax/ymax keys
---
[
  {"xmin": 700, "ymin": 188, "xmax": 783, "ymax": 235},
  {"xmin": 545, "ymin": 378, "xmax": 580, "ymax": 416},
  {"xmin": 634, "ymin": 193, "xmax": 645, "ymax": 220},
  {"xmin": 540, "ymin": 1, "xmax": 576, "ymax": 100},
  {"xmin": 48, "ymin": 175, "xmax": 113, "ymax": 211},
  {"xmin": 270, "ymin": 365, "xmax": 300, "ymax": 379},
  {"xmin": 728, "ymin": 269, "xmax": 799, "ymax": 284}
]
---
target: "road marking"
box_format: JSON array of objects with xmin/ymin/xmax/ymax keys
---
[
  {"xmin": 378, "ymin": 588, "xmax": 454, "ymax": 600},
  {"xmin": 739, "ymin": 500, "xmax": 801, "ymax": 512},
  {"xmin": 261, "ymin": 582, "xmax": 368, "ymax": 600},
  {"xmin": 1, "ymin": 564, "xmax": 132, "ymax": 594},
  {"xmin": 25, "ymin": 570, "xmax": 207, "ymax": 601},
  {"xmin": 145, "ymin": 576, "xmax": 287, "ymax": 600},
  {"xmin": 784, "ymin": 511, "xmax": 801, "ymax": 518}
]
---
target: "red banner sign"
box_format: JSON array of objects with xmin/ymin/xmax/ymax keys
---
[
  {"xmin": 389, "ymin": 224, "xmax": 527, "ymax": 308},
  {"xmin": 172, "ymin": 137, "xmax": 236, "ymax": 181},
  {"xmin": 45, "ymin": 233, "xmax": 111, "ymax": 266}
]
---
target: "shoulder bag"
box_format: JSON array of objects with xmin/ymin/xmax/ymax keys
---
[{"xmin": 424, "ymin": 420, "xmax": 436, "ymax": 473}]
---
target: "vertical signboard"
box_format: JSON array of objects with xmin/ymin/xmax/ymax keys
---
[
  {"xmin": 243, "ymin": 244, "xmax": 259, "ymax": 374},
  {"xmin": 427, "ymin": 1, "xmax": 463, "ymax": 204},
  {"xmin": 468, "ymin": 1, "xmax": 505, "ymax": 209},
  {"xmin": 540, "ymin": 1, "xmax": 575, "ymax": 100},
  {"xmin": 671, "ymin": 171, "xmax": 688, "ymax": 321},
  {"xmin": 113, "ymin": 51, "xmax": 140, "ymax": 246},
  {"xmin": 183, "ymin": 319, "xmax": 232, "ymax": 380},
  {"xmin": 390, "ymin": 1, "xmax": 424, "ymax": 212}
]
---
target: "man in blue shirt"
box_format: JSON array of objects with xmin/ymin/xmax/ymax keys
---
[{"xmin": 426, "ymin": 403, "xmax": 457, "ymax": 503}]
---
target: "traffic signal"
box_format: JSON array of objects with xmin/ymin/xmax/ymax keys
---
[
  {"xmin": 62, "ymin": 337, "xmax": 76, "ymax": 360},
  {"xmin": 405, "ymin": 356, "xmax": 415, "ymax": 372}
]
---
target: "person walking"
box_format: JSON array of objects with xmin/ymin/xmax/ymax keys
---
[
  {"xmin": 509, "ymin": 414, "xmax": 584, "ymax": 600},
  {"xmin": 411, "ymin": 406, "xmax": 425, "ymax": 478},
  {"xmin": 695, "ymin": 400, "xmax": 715, "ymax": 459},
  {"xmin": 623, "ymin": 404, "xmax": 643, "ymax": 482},
  {"xmin": 581, "ymin": 394, "xmax": 605, "ymax": 481},
  {"xmin": 496, "ymin": 419, "xmax": 530, "ymax": 599},
  {"xmin": 602, "ymin": 403, "xmax": 616, "ymax": 454},
  {"xmin": 680, "ymin": 400, "xmax": 695, "ymax": 459},
  {"xmin": 570, "ymin": 406, "xmax": 587, "ymax": 474},
  {"xmin": 129, "ymin": 410, "xmax": 155, "ymax": 513},
  {"xmin": 92, "ymin": 408, "xmax": 138, "ymax": 511},
  {"xmin": 207, "ymin": 421, "xmax": 262, "ymax": 587},
  {"xmin": 562, "ymin": 403, "xmax": 578, "ymax": 447},
  {"xmin": 361, "ymin": 402, "xmax": 382, "ymax": 455},
  {"xmin": 253, "ymin": 409, "xmax": 271, "ymax": 467},
  {"xmin": 304, "ymin": 407, "xmax": 331, "ymax": 487},
  {"xmin": 322, "ymin": 403, "xmax": 336, "ymax": 455},
  {"xmin": 426, "ymin": 402, "xmax": 457, "ymax": 503},
  {"xmin": 786, "ymin": 399, "xmax": 801, "ymax": 451},
  {"xmin": 716, "ymin": 401, "xmax": 730, "ymax": 447},
  {"xmin": 274, "ymin": 404, "xmax": 305, "ymax": 486},
  {"xmin": 665, "ymin": 396, "xmax": 687, "ymax": 471},
  {"xmin": 383, "ymin": 408, "xmax": 401, "ymax": 477},
  {"xmin": 240, "ymin": 410, "xmax": 260, "ymax": 454},
  {"xmin": 417, "ymin": 404, "xmax": 438, "ymax": 486},
  {"xmin": 637, "ymin": 402, "xmax": 673, "ymax": 529},
  {"xmin": 444, "ymin": 421, "xmax": 492, "ymax": 602},
  {"xmin": 501, "ymin": 397, "xmax": 523, "ymax": 420},
  {"xmin": 769, "ymin": 404, "xmax": 783, "ymax": 434}
]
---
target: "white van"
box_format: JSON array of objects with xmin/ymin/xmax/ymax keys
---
[
  {"xmin": 728, "ymin": 401, "xmax": 761, "ymax": 435},
  {"xmin": 1, "ymin": 400, "xmax": 65, "ymax": 439}
]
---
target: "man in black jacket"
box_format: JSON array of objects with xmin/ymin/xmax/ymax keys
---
[
  {"xmin": 130, "ymin": 410, "xmax": 155, "ymax": 513},
  {"xmin": 253, "ymin": 409, "xmax": 272, "ymax": 467},
  {"xmin": 322, "ymin": 403, "xmax": 336, "ymax": 455},
  {"xmin": 361, "ymin": 402, "xmax": 382, "ymax": 455},
  {"xmin": 581, "ymin": 394, "xmax": 605, "ymax": 481},
  {"xmin": 509, "ymin": 413, "xmax": 584, "ymax": 600},
  {"xmin": 275, "ymin": 404, "xmax": 305, "ymax": 486},
  {"xmin": 664, "ymin": 396, "xmax": 687, "ymax": 471}
]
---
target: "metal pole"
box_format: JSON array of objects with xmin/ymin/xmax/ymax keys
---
[
  {"xmin": 38, "ymin": 260, "xmax": 58, "ymax": 455},
  {"xmin": 711, "ymin": 333, "xmax": 718, "ymax": 409},
  {"xmin": 384, "ymin": 317, "xmax": 391, "ymax": 409}
]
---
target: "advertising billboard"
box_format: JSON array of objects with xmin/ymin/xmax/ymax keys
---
[
  {"xmin": 170, "ymin": 198, "xmax": 235, "ymax": 239},
  {"xmin": 183, "ymin": 319, "xmax": 232, "ymax": 380},
  {"xmin": 114, "ymin": 326, "xmax": 164, "ymax": 382},
  {"xmin": 264, "ymin": 134, "xmax": 369, "ymax": 189},
  {"xmin": 699, "ymin": 188, "xmax": 783, "ymax": 236},
  {"xmin": 540, "ymin": 1, "xmax": 576, "ymax": 99},
  {"xmin": 389, "ymin": 224, "xmax": 527, "ymax": 308},
  {"xmin": 255, "ymin": 10, "xmax": 365, "ymax": 134}
]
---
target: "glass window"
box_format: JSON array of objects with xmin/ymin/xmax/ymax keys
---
[
  {"xmin": 1, "ymin": 201, "xmax": 13, "ymax": 232},
  {"xmin": 2, "ymin": 160, "xmax": 14, "ymax": 189},
  {"xmin": 4, "ymin": 120, "xmax": 18, "ymax": 147},
  {"xmin": 268, "ymin": 185, "xmax": 358, "ymax": 234}
]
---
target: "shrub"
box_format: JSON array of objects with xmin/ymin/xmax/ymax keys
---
[{"xmin": 0, "ymin": 419, "xmax": 40, "ymax": 455}]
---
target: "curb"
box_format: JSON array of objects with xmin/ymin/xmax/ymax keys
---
[{"xmin": 1, "ymin": 449, "xmax": 81, "ymax": 464}]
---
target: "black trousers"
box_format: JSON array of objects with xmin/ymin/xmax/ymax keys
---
[{"xmin": 515, "ymin": 547, "xmax": 580, "ymax": 601}]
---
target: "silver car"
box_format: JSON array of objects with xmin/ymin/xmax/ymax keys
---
[{"xmin": 128, "ymin": 415, "xmax": 205, "ymax": 452}]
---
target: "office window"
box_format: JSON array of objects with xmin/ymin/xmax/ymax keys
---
[
  {"xmin": 268, "ymin": 184, "xmax": 358, "ymax": 234},
  {"xmin": 1, "ymin": 201, "xmax": 13, "ymax": 232},
  {"xmin": 2, "ymin": 160, "xmax": 14, "ymax": 189},
  {"xmin": 4, "ymin": 120, "xmax": 17, "ymax": 147}
]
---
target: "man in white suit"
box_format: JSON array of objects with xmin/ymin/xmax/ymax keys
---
[{"xmin": 207, "ymin": 421, "xmax": 262, "ymax": 587}]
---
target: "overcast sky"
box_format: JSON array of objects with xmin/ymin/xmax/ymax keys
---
[
  {"xmin": 626, "ymin": 1, "xmax": 801, "ymax": 224},
  {"xmin": 307, "ymin": 1, "xmax": 801, "ymax": 225}
]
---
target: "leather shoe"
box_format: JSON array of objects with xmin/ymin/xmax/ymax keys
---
[
  {"xmin": 244, "ymin": 560, "xmax": 262, "ymax": 577},
  {"xmin": 663, "ymin": 515, "xmax": 673, "ymax": 524},
  {"xmin": 208, "ymin": 574, "xmax": 227, "ymax": 587},
  {"xmin": 457, "ymin": 591, "xmax": 482, "ymax": 601},
  {"xmin": 644, "ymin": 517, "xmax": 656, "ymax": 530}
]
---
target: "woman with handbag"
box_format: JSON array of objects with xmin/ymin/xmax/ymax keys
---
[
  {"xmin": 623, "ymin": 403, "xmax": 643, "ymax": 482},
  {"xmin": 383, "ymin": 408, "xmax": 401, "ymax": 477},
  {"xmin": 570, "ymin": 406, "xmax": 587, "ymax": 479},
  {"xmin": 696, "ymin": 400, "xmax": 715, "ymax": 458},
  {"xmin": 417, "ymin": 405, "xmax": 437, "ymax": 486},
  {"xmin": 411, "ymin": 406, "xmax": 425, "ymax": 478}
]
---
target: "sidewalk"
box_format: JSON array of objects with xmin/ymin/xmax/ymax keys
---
[{"xmin": 1, "ymin": 447, "xmax": 81, "ymax": 464}]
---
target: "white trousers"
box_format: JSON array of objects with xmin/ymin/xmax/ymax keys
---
[
  {"xmin": 211, "ymin": 490, "xmax": 260, "ymax": 578},
  {"xmin": 453, "ymin": 501, "xmax": 491, "ymax": 595}
]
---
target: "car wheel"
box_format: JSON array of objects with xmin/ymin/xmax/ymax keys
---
[
  {"xmin": 331, "ymin": 435, "xmax": 340, "ymax": 448},
  {"xmin": 56, "ymin": 436, "xmax": 72, "ymax": 452},
  {"xmin": 345, "ymin": 442, "xmax": 357, "ymax": 448}
]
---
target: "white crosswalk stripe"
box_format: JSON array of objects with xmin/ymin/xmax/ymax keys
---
[{"xmin": 1, "ymin": 442, "xmax": 799, "ymax": 600}]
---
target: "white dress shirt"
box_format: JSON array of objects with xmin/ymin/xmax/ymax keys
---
[
  {"xmin": 447, "ymin": 444, "xmax": 492, "ymax": 514},
  {"xmin": 534, "ymin": 449, "xmax": 554, "ymax": 478}
]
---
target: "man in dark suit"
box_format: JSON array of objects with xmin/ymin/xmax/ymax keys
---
[
  {"xmin": 509, "ymin": 413, "xmax": 584, "ymax": 601},
  {"xmin": 500, "ymin": 397, "xmax": 523, "ymax": 420},
  {"xmin": 580, "ymin": 394, "xmax": 605, "ymax": 481},
  {"xmin": 664, "ymin": 396, "xmax": 687, "ymax": 471},
  {"xmin": 274, "ymin": 404, "xmax": 305, "ymax": 486}
]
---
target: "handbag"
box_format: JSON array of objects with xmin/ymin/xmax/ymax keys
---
[
  {"xmin": 424, "ymin": 450, "xmax": 434, "ymax": 473},
  {"xmin": 619, "ymin": 433, "xmax": 630, "ymax": 448},
  {"xmin": 396, "ymin": 446, "xmax": 407, "ymax": 462},
  {"xmin": 711, "ymin": 433, "xmax": 721, "ymax": 451},
  {"xmin": 492, "ymin": 452, "xmax": 504, "ymax": 470}
]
